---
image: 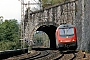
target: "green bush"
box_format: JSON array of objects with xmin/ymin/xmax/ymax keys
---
[
  {"xmin": 41, "ymin": 0, "xmax": 69, "ymax": 8},
  {"xmin": 0, "ymin": 19, "xmax": 21, "ymax": 51}
]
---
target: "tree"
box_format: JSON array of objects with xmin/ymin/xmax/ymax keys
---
[
  {"xmin": 0, "ymin": 20, "xmax": 19, "ymax": 41},
  {"xmin": 39, "ymin": 0, "xmax": 69, "ymax": 8},
  {"xmin": 0, "ymin": 19, "xmax": 21, "ymax": 50}
]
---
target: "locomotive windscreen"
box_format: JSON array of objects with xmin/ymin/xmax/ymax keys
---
[{"xmin": 59, "ymin": 28, "xmax": 74, "ymax": 38}]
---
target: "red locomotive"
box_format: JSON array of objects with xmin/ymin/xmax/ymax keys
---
[{"xmin": 56, "ymin": 24, "xmax": 77, "ymax": 51}]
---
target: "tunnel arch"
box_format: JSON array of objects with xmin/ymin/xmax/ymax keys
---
[{"xmin": 30, "ymin": 23, "xmax": 58, "ymax": 49}]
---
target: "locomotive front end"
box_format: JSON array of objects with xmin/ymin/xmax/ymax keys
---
[{"xmin": 56, "ymin": 24, "xmax": 77, "ymax": 51}]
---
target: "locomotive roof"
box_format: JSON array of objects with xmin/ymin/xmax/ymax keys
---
[{"xmin": 58, "ymin": 24, "xmax": 75, "ymax": 28}]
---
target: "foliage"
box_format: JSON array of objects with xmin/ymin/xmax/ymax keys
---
[
  {"xmin": 0, "ymin": 19, "xmax": 21, "ymax": 51},
  {"xmin": 33, "ymin": 31, "xmax": 50, "ymax": 46},
  {"xmin": 40, "ymin": 0, "xmax": 69, "ymax": 8}
]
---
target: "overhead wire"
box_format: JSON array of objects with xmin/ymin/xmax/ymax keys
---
[{"xmin": 31, "ymin": 0, "xmax": 41, "ymax": 10}]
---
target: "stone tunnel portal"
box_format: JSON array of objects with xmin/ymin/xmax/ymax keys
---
[{"xmin": 36, "ymin": 25, "xmax": 57, "ymax": 49}]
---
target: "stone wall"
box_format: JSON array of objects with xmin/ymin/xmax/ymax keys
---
[
  {"xmin": 84, "ymin": 0, "xmax": 90, "ymax": 51},
  {"xmin": 75, "ymin": 0, "xmax": 82, "ymax": 50},
  {"xmin": 76, "ymin": 0, "xmax": 90, "ymax": 51}
]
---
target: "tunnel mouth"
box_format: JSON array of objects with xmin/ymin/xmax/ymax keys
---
[{"xmin": 32, "ymin": 25, "xmax": 57, "ymax": 50}]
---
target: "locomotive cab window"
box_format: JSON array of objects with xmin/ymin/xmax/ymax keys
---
[{"xmin": 59, "ymin": 28, "xmax": 74, "ymax": 37}]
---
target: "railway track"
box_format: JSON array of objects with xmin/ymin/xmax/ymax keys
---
[
  {"xmin": 4, "ymin": 50, "xmax": 86, "ymax": 60},
  {"xmin": 4, "ymin": 50, "xmax": 59, "ymax": 60},
  {"xmin": 4, "ymin": 50, "xmax": 38, "ymax": 60},
  {"xmin": 24, "ymin": 50, "xmax": 50, "ymax": 60},
  {"xmin": 52, "ymin": 51, "xmax": 76, "ymax": 60}
]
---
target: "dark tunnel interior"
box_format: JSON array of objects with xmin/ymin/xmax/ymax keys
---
[{"xmin": 37, "ymin": 25, "xmax": 57, "ymax": 49}]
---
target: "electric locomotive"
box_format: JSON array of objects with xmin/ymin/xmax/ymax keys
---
[{"xmin": 56, "ymin": 24, "xmax": 77, "ymax": 51}]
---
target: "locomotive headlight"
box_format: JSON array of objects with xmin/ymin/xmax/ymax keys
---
[
  {"xmin": 72, "ymin": 39, "xmax": 75, "ymax": 42},
  {"xmin": 60, "ymin": 40, "xmax": 62, "ymax": 42}
]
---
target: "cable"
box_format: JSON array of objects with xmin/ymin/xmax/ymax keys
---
[
  {"xmin": 31, "ymin": 0, "xmax": 41, "ymax": 10},
  {"xmin": 34, "ymin": 0, "xmax": 37, "ymax": 3}
]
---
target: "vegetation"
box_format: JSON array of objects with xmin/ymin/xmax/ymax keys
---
[
  {"xmin": 40, "ymin": 0, "xmax": 69, "ymax": 8},
  {"xmin": 33, "ymin": 31, "xmax": 50, "ymax": 48},
  {"xmin": 0, "ymin": 19, "xmax": 21, "ymax": 51}
]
